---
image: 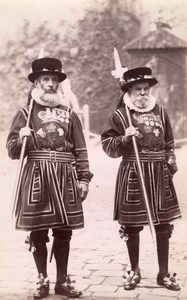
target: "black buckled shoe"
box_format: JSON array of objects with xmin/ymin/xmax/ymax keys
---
[
  {"xmin": 33, "ymin": 274, "xmax": 50, "ymax": 299},
  {"xmin": 55, "ymin": 275, "xmax": 82, "ymax": 298},
  {"xmin": 157, "ymin": 272, "xmax": 181, "ymax": 291}
]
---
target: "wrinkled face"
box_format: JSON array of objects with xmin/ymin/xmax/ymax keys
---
[
  {"xmin": 34, "ymin": 73, "xmax": 61, "ymax": 106},
  {"xmin": 129, "ymin": 81, "xmax": 150, "ymax": 109},
  {"xmin": 35, "ymin": 73, "xmax": 59, "ymax": 93}
]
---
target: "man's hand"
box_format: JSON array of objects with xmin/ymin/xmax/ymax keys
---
[
  {"xmin": 123, "ymin": 126, "xmax": 138, "ymax": 143},
  {"xmin": 79, "ymin": 182, "xmax": 89, "ymax": 202},
  {"xmin": 126, "ymin": 126, "xmax": 137, "ymax": 137},
  {"xmin": 18, "ymin": 126, "xmax": 31, "ymax": 144}
]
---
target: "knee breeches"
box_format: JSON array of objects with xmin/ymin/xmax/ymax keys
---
[{"xmin": 30, "ymin": 229, "xmax": 72, "ymax": 245}]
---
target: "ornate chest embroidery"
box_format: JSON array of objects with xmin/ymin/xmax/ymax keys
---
[
  {"xmin": 35, "ymin": 107, "xmax": 69, "ymax": 150},
  {"xmin": 38, "ymin": 107, "xmax": 70, "ymax": 124},
  {"xmin": 132, "ymin": 112, "xmax": 162, "ymax": 137},
  {"xmin": 130, "ymin": 111, "xmax": 165, "ymax": 151}
]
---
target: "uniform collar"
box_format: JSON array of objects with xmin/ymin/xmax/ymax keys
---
[
  {"xmin": 31, "ymin": 87, "xmax": 62, "ymax": 107},
  {"xmin": 123, "ymin": 93, "xmax": 156, "ymax": 113}
]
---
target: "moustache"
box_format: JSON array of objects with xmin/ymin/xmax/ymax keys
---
[
  {"xmin": 135, "ymin": 95, "xmax": 149, "ymax": 101},
  {"xmin": 45, "ymin": 89, "xmax": 57, "ymax": 94}
]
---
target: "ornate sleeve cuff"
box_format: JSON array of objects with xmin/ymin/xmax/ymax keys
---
[
  {"xmin": 78, "ymin": 171, "xmax": 94, "ymax": 183},
  {"xmin": 122, "ymin": 135, "xmax": 130, "ymax": 146}
]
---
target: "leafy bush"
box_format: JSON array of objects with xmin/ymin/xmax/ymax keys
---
[{"xmin": 0, "ymin": 0, "xmax": 140, "ymax": 133}]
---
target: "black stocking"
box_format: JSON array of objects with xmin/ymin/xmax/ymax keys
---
[
  {"xmin": 33, "ymin": 243, "xmax": 48, "ymax": 278},
  {"xmin": 53, "ymin": 238, "xmax": 70, "ymax": 284},
  {"xmin": 126, "ymin": 233, "xmax": 140, "ymax": 274},
  {"xmin": 156, "ymin": 231, "xmax": 169, "ymax": 276}
]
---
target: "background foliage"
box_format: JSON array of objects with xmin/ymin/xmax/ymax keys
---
[
  {"xmin": 0, "ymin": 0, "xmax": 186, "ymax": 135},
  {"xmin": 0, "ymin": 0, "xmax": 140, "ymax": 133}
]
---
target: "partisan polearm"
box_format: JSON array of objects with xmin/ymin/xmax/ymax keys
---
[
  {"xmin": 11, "ymin": 97, "xmax": 34, "ymax": 219},
  {"xmin": 113, "ymin": 47, "xmax": 156, "ymax": 245}
]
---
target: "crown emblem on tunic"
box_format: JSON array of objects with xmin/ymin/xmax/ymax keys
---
[{"xmin": 38, "ymin": 108, "xmax": 70, "ymax": 124}]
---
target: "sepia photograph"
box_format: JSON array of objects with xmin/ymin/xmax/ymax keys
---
[{"xmin": 0, "ymin": 0, "xmax": 187, "ymax": 299}]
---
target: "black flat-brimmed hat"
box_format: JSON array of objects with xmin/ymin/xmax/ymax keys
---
[
  {"xmin": 120, "ymin": 67, "xmax": 158, "ymax": 92},
  {"xmin": 28, "ymin": 57, "xmax": 67, "ymax": 83}
]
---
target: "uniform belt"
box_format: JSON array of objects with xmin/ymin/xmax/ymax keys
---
[
  {"xmin": 122, "ymin": 151, "xmax": 166, "ymax": 162},
  {"xmin": 27, "ymin": 150, "xmax": 73, "ymax": 163}
]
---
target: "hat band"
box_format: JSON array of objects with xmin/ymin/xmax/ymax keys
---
[
  {"xmin": 41, "ymin": 68, "xmax": 62, "ymax": 72},
  {"xmin": 126, "ymin": 75, "xmax": 153, "ymax": 83}
]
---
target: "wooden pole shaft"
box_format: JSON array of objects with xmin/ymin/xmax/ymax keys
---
[
  {"xmin": 11, "ymin": 98, "xmax": 34, "ymax": 218},
  {"xmin": 126, "ymin": 105, "xmax": 156, "ymax": 245}
]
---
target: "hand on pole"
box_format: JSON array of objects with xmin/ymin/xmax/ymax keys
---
[
  {"xmin": 123, "ymin": 126, "xmax": 138, "ymax": 143},
  {"xmin": 18, "ymin": 126, "xmax": 31, "ymax": 144}
]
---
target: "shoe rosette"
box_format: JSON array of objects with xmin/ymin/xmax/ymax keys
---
[
  {"xmin": 122, "ymin": 269, "xmax": 140, "ymax": 290},
  {"xmin": 163, "ymin": 272, "xmax": 181, "ymax": 291}
]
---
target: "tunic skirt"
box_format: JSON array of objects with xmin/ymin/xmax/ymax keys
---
[
  {"xmin": 16, "ymin": 151, "xmax": 84, "ymax": 231},
  {"xmin": 114, "ymin": 153, "xmax": 181, "ymax": 226}
]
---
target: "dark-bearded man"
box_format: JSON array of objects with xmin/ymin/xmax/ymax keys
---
[
  {"xmin": 101, "ymin": 67, "xmax": 181, "ymax": 291},
  {"xmin": 7, "ymin": 56, "xmax": 93, "ymax": 299}
]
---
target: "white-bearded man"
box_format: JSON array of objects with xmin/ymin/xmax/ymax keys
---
[
  {"xmin": 7, "ymin": 56, "xmax": 93, "ymax": 299},
  {"xmin": 101, "ymin": 67, "xmax": 181, "ymax": 292}
]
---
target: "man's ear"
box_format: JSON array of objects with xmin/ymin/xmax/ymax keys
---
[{"xmin": 34, "ymin": 79, "xmax": 39, "ymax": 87}]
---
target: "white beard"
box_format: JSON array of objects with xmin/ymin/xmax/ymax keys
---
[
  {"xmin": 31, "ymin": 87, "xmax": 63, "ymax": 107},
  {"xmin": 123, "ymin": 93, "xmax": 156, "ymax": 113}
]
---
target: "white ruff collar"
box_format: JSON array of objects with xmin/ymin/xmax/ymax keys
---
[
  {"xmin": 31, "ymin": 88, "xmax": 63, "ymax": 107},
  {"xmin": 123, "ymin": 93, "xmax": 156, "ymax": 113}
]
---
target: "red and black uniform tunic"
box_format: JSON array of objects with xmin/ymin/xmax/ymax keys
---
[
  {"xmin": 7, "ymin": 102, "xmax": 92, "ymax": 231},
  {"xmin": 101, "ymin": 103, "xmax": 181, "ymax": 226}
]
